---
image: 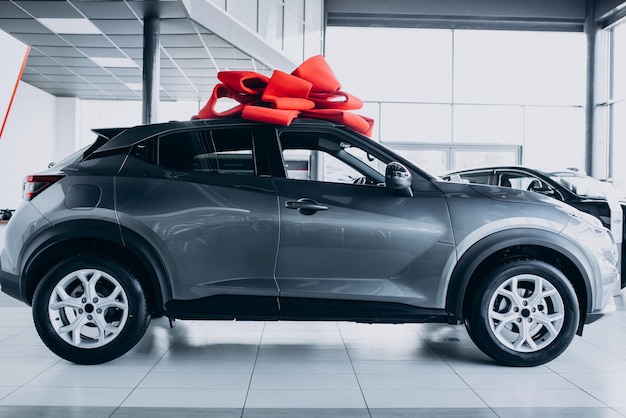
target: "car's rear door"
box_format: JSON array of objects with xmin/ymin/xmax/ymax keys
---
[{"xmin": 115, "ymin": 125, "xmax": 280, "ymax": 313}]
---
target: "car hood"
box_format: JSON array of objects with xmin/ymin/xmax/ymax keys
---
[{"xmin": 435, "ymin": 180, "xmax": 579, "ymax": 213}]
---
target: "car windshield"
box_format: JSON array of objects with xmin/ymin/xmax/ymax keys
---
[{"xmin": 548, "ymin": 172, "xmax": 609, "ymax": 199}]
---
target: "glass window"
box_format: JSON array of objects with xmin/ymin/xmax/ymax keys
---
[
  {"xmin": 279, "ymin": 132, "xmax": 386, "ymax": 185},
  {"xmin": 304, "ymin": 0, "xmax": 323, "ymax": 58},
  {"xmin": 609, "ymin": 22, "xmax": 626, "ymax": 196},
  {"xmin": 283, "ymin": 0, "xmax": 304, "ymax": 62},
  {"xmin": 454, "ymin": 30, "xmax": 586, "ymax": 105},
  {"xmin": 158, "ymin": 129, "xmax": 255, "ymax": 175},
  {"xmin": 453, "ymin": 105, "xmax": 524, "ymax": 144},
  {"xmin": 496, "ymin": 170, "xmax": 562, "ymax": 199},
  {"xmin": 325, "ymin": 27, "xmax": 453, "ymax": 102},
  {"xmin": 453, "ymin": 149, "xmax": 519, "ymax": 171},
  {"xmin": 455, "ymin": 172, "xmax": 493, "ymax": 185},
  {"xmin": 611, "ymin": 101, "xmax": 626, "ymax": 195},
  {"xmin": 227, "ymin": 0, "xmax": 258, "ymax": 32},
  {"xmin": 523, "ymin": 107, "xmax": 585, "ymax": 170},
  {"xmin": 392, "ymin": 149, "xmax": 447, "ymax": 175},
  {"xmin": 613, "ymin": 23, "xmax": 626, "ymax": 103},
  {"xmin": 259, "ymin": 0, "xmax": 283, "ymax": 50},
  {"xmin": 158, "ymin": 131, "xmax": 205, "ymax": 171},
  {"xmin": 381, "ymin": 103, "xmax": 451, "ymax": 143}
]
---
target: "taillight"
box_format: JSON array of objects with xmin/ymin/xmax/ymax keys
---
[{"xmin": 22, "ymin": 175, "xmax": 64, "ymax": 201}]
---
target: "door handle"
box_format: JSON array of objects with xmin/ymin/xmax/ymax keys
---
[{"xmin": 285, "ymin": 198, "xmax": 328, "ymax": 215}]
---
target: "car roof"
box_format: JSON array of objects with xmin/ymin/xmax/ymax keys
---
[
  {"xmin": 444, "ymin": 165, "xmax": 589, "ymax": 179},
  {"xmin": 92, "ymin": 117, "xmax": 346, "ymax": 154}
]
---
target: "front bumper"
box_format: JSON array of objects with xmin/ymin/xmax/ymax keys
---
[{"xmin": 585, "ymin": 293, "xmax": 617, "ymax": 324}]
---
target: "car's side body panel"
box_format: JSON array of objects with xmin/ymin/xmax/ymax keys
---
[{"xmin": 273, "ymin": 177, "xmax": 455, "ymax": 309}]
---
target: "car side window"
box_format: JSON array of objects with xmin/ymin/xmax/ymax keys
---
[
  {"xmin": 158, "ymin": 128, "xmax": 255, "ymax": 175},
  {"xmin": 278, "ymin": 132, "xmax": 386, "ymax": 185},
  {"xmin": 496, "ymin": 171, "xmax": 557, "ymax": 195},
  {"xmin": 456, "ymin": 173, "xmax": 492, "ymax": 185}
]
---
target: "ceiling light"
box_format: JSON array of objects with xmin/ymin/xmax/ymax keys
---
[
  {"xmin": 125, "ymin": 83, "xmax": 164, "ymax": 91},
  {"xmin": 90, "ymin": 57, "xmax": 138, "ymax": 68},
  {"xmin": 37, "ymin": 18, "xmax": 102, "ymax": 35}
]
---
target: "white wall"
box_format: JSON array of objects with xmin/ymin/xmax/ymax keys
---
[
  {"xmin": 77, "ymin": 100, "xmax": 201, "ymax": 148},
  {"xmin": 0, "ymin": 82, "xmax": 57, "ymax": 209},
  {"xmin": 0, "ymin": 78, "xmax": 203, "ymax": 210}
]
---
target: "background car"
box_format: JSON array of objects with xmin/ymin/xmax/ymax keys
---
[
  {"xmin": 0, "ymin": 119, "xmax": 619, "ymax": 367},
  {"xmin": 442, "ymin": 166, "xmax": 626, "ymax": 289}
]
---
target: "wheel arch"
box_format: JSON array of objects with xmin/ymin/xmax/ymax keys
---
[
  {"xmin": 20, "ymin": 220, "xmax": 171, "ymax": 315},
  {"xmin": 445, "ymin": 229, "xmax": 592, "ymax": 333}
]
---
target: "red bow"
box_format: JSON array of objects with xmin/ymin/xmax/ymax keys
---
[{"xmin": 193, "ymin": 55, "xmax": 374, "ymax": 137}]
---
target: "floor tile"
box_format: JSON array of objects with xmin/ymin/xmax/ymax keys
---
[
  {"xmin": 558, "ymin": 372, "xmax": 626, "ymax": 390},
  {"xmin": 250, "ymin": 372, "xmax": 360, "ymax": 390},
  {"xmin": 152, "ymin": 357, "xmax": 256, "ymax": 373},
  {"xmin": 0, "ymin": 290, "xmax": 626, "ymax": 415},
  {"xmin": 112, "ymin": 407, "xmax": 241, "ymax": 418},
  {"xmin": 459, "ymin": 372, "xmax": 577, "ymax": 389},
  {"xmin": 491, "ymin": 407, "xmax": 625, "ymax": 418},
  {"xmin": 351, "ymin": 359, "xmax": 452, "ymax": 374},
  {"xmin": 356, "ymin": 372, "xmax": 468, "ymax": 390},
  {"xmin": 475, "ymin": 388, "xmax": 606, "ymax": 408},
  {"xmin": 253, "ymin": 359, "xmax": 354, "ymax": 374},
  {"xmin": 245, "ymin": 389, "xmax": 366, "ymax": 408},
  {"xmin": 369, "ymin": 408, "xmax": 498, "ymax": 417},
  {"xmin": 362, "ymin": 389, "xmax": 487, "ymax": 408},
  {"xmin": 0, "ymin": 369, "xmax": 44, "ymax": 387},
  {"xmin": 256, "ymin": 344, "xmax": 350, "ymax": 361},
  {"xmin": 122, "ymin": 388, "xmax": 248, "ymax": 408},
  {"xmin": 25, "ymin": 369, "xmax": 147, "ymax": 388},
  {"xmin": 139, "ymin": 372, "xmax": 252, "ymax": 389},
  {"xmin": 0, "ymin": 405, "xmax": 115, "ymax": 418},
  {"xmin": 243, "ymin": 408, "xmax": 370, "ymax": 417},
  {"xmin": 585, "ymin": 389, "xmax": 626, "ymax": 408},
  {"xmin": 0, "ymin": 386, "xmax": 133, "ymax": 407}
]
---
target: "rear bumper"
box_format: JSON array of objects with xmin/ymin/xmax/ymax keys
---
[{"xmin": 0, "ymin": 267, "xmax": 26, "ymax": 305}]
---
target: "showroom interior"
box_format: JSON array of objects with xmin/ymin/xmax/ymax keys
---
[{"xmin": 1, "ymin": 0, "xmax": 626, "ymax": 417}]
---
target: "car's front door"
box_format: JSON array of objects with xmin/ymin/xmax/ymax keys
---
[{"xmin": 272, "ymin": 129, "xmax": 455, "ymax": 316}]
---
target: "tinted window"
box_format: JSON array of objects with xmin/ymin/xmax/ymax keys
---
[
  {"xmin": 279, "ymin": 132, "xmax": 386, "ymax": 185},
  {"xmin": 457, "ymin": 173, "xmax": 492, "ymax": 185},
  {"xmin": 158, "ymin": 128, "xmax": 255, "ymax": 175}
]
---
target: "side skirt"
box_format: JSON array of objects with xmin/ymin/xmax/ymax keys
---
[{"xmin": 164, "ymin": 295, "xmax": 452, "ymax": 324}]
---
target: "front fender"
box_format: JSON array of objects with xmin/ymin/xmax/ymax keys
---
[{"xmin": 444, "ymin": 227, "xmax": 594, "ymax": 322}]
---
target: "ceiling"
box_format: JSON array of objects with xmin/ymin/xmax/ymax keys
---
[{"xmin": 0, "ymin": 0, "xmax": 277, "ymax": 102}]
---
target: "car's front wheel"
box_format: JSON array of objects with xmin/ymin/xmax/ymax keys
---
[
  {"xmin": 465, "ymin": 259, "xmax": 579, "ymax": 367},
  {"xmin": 33, "ymin": 255, "xmax": 151, "ymax": 364}
]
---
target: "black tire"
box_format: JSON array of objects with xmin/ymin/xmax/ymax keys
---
[
  {"xmin": 32, "ymin": 254, "xmax": 151, "ymax": 364},
  {"xmin": 465, "ymin": 259, "xmax": 579, "ymax": 367}
]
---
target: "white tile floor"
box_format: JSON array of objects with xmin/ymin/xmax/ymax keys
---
[{"xmin": 1, "ymin": 291, "xmax": 626, "ymax": 417}]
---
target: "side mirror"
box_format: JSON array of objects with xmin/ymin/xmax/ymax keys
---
[{"xmin": 385, "ymin": 162, "xmax": 413, "ymax": 197}]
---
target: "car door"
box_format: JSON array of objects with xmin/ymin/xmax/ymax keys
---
[
  {"xmin": 272, "ymin": 128, "xmax": 456, "ymax": 315},
  {"xmin": 115, "ymin": 126, "xmax": 280, "ymax": 313}
]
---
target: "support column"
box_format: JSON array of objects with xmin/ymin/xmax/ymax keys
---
[
  {"xmin": 142, "ymin": 14, "xmax": 160, "ymax": 125},
  {"xmin": 584, "ymin": 0, "xmax": 597, "ymax": 175}
]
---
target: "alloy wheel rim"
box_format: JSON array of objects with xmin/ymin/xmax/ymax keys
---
[
  {"xmin": 487, "ymin": 273, "xmax": 565, "ymax": 353},
  {"xmin": 47, "ymin": 268, "xmax": 129, "ymax": 349}
]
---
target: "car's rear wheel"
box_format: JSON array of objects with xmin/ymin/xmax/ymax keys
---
[
  {"xmin": 465, "ymin": 259, "xmax": 579, "ymax": 367},
  {"xmin": 33, "ymin": 255, "xmax": 150, "ymax": 364}
]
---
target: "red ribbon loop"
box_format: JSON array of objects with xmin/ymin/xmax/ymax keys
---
[{"xmin": 193, "ymin": 55, "xmax": 374, "ymax": 136}]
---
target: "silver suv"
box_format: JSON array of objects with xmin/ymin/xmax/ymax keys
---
[{"xmin": 0, "ymin": 118, "xmax": 619, "ymax": 366}]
